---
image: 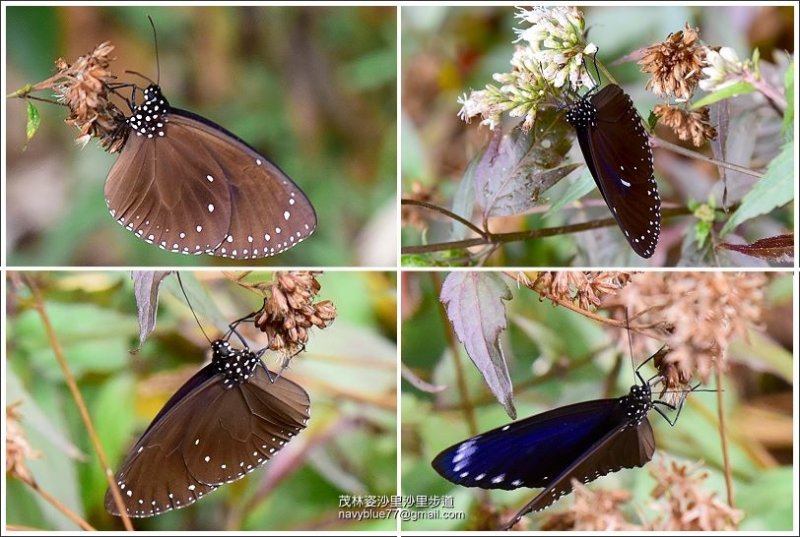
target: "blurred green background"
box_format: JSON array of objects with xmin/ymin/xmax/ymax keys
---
[
  {"xmin": 6, "ymin": 6, "xmax": 397, "ymax": 267},
  {"xmin": 6, "ymin": 270, "xmax": 397, "ymax": 530},
  {"xmin": 400, "ymin": 271, "xmax": 793, "ymax": 530},
  {"xmin": 401, "ymin": 6, "xmax": 794, "ymax": 266}
]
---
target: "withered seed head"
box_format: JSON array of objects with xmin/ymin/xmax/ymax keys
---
[
  {"xmin": 254, "ymin": 271, "xmax": 336, "ymax": 367},
  {"xmin": 639, "ymin": 24, "xmax": 706, "ymax": 100},
  {"xmin": 53, "ymin": 41, "xmax": 128, "ymax": 153},
  {"xmin": 654, "ymin": 104, "xmax": 717, "ymax": 147}
]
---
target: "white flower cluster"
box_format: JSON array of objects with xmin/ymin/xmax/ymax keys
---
[
  {"xmin": 458, "ymin": 6, "xmax": 597, "ymax": 132},
  {"xmin": 514, "ymin": 6, "xmax": 598, "ymax": 89},
  {"xmin": 698, "ymin": 47, "xmax": 749, "ymax": 92}
]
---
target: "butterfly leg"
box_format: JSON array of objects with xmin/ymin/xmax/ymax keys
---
[
  {"xmin": 653, "ymin": 382, "xmax": 701, "ymax": 426},
  {"xmin": 224, "ymin": 309, "xmax": 262, "ymax": 347}
]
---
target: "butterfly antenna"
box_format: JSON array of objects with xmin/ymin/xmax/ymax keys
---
[
  {"xmin": 625, "ymin": 308, "xmax": 637, "ymax": 377},
  {"xmin": 175, "ymin": 273, "xmax": 212, "ymax": 344},
  {"xmin": 589, "ymin": 48, "xmax": 602, "ymax": 91},
  {"xmin": 147, "ymin": 15, "xmax": 160, "ymax": 85}
]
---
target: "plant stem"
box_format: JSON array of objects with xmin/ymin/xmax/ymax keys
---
[{"xmin": 24, "ymin": 274, "xmax": 134, "ymax": 531}]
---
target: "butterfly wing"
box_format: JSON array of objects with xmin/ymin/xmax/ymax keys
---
[
  {"xmin": 105, "ymin": 365, "xmax": 223, "ymax": 517},
  {"xmin": 105, "ymin": 122, "xmax": 234, "ymax": 255},
  {"xmin": 501, "ymin": 417, "xmax": 655, "ymax": 529},
  {"xmin": 181, "ymin": 366, "xmax": 310, "ymax": 485},
  {"xmin": 105, "ymin": 364, "xmax": 310, "ymax": 517},
  {"xmin": 577, "ymin": 84, "xmax": 661, "ymax": 258},
  {"xmin": 104, "ymin": 104, "xmax": 316, "ymax": 259},
  {"xmin": 432, "ymin": 399, "xmax": 621, "ymax": 490},
  {"xmin": 170, "ymin": 111, "xmax": 317, "ymax": 259}
]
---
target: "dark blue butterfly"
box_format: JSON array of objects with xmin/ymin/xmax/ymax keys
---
[{"xmin": 431, "ymin": 347, "xmax": 689, "ymax": 530}]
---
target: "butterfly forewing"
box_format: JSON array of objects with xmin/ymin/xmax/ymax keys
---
[
  {"xmin": 567, "ymin": 84, "xmax": 661, "ymax": 258},
  {"xmin": 432, "ymin": 399, "xmax": 621, "ymax": 490},
  {"xmin": 104, "ymin": 366, "xmax": 224, "ymax": 517}
]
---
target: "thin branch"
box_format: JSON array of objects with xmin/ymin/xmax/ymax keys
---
[
  {"xmin": 503, "ymin": 271, "xmax": 666, "ymax": 340},
  {"xmin": 24, "ymin": 275, "xmax": 134, "ymax": 531},
  {"xmin": 652, "ymin": 136, "xmax": 763, "ymax": 178},
  {"xmin": 402, "ymin": 206, "xmax": 698, "ymax": 255},
  {"xmin": 402, "ymin": 198, "xmax": 489, "ymax": 238},
  {"xmin": 716, "ymin": 365, "xmax": 735, "ymax": 507},
  {"xmin": 20, "ymin": 477, "xmax": 96, "ymax": 531}
]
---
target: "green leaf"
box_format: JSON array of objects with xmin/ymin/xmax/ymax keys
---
[
  {"xmin": 720, "ymin": 141, "xmax": 793, "ymax": 236},
  {"xmin": 738, "ymin": 467, "xmax": 793, "ymax": 530},
  {"xmin": 692, "ymin": 81, "xmax": 755, "ymax": 109},
  {"xmin": 13, "ymin": 302, "xmax": 139, "ymax": 380},
  {"xmin": 782, "ymin": 61, "xmax": 794, "ymax": 141},
  {"xmin": 26, "ymin": 100, "xmax": 40, "ymax": 142},
  {"xmin": 545, "ymin": 168, "xmax": 594, "ymax": 216}
]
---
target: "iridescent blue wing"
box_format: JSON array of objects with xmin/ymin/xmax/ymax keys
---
[{"xmin": 432, "ymin": 398, "xmax": 621, "ymax": 490}]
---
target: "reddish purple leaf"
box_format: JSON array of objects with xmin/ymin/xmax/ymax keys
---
[
  {"xmin": 473, "ymin": 113, "xmax": 576, "ymax": 219},
  {"xmin": 440, "ymin": 272, "xmax": 516, "ymax": 419},
  {"xmin": 718, "ymin": 234, "xmax": 794, "ymax": 262}
]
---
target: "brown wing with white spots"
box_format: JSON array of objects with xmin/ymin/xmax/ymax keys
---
[
  {"xmin": 105, "ymin": 128, "xmax": 234, "ymax": 255},
  {"xmin": 167, "ymin": 112, "xmax": 317, "ymax": 259},
  {"xmin": 502, "ymin": 418, "xmax": 655, "ymax": 530},
  {"xmin": 104, "ymin": 84, "xmax": 316, "ymax": 259},
  {"xmin": 181, "ymin": 366, "xmax": 310, "ymax": 485},
  {"xmin": 104, "ymin": 371, "xmax": 225, "ymax": 517}
]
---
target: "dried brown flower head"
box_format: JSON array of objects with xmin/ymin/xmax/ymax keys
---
[
  {"xmin": 540, "ymin": 480, "xmax": 639, "ymax": 530},
  {"xmin": 615, "ymin": 272, "xmax": 766, "ymax": 386},
  {"xmin": 254, "ymin": 271, "xmax": 336, "ymax": 367},
  {"xmin": 639, "ymin": 24, "xmax": 706, "ymax": 100},
  {"xmin": 654, "ymin": 104, "xmax": 717, "ymax": 147},
  {"xmin": 402, "ymin": 181, "xmax": 436, "ymax": 231},
  {"xmin": 53, "ymin": 41, "xmax": 128, "ymax": 152},
  {"xmin": 6, "ymin": 403, "xmax": 40, "ymax": 484},
  {"xmin": 648, "ymin": 459, "xmax": 743, "ymax": 530},
  {"xmin": 531, "ymin": 271, "xmax": 631, "ymax": 311}
]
